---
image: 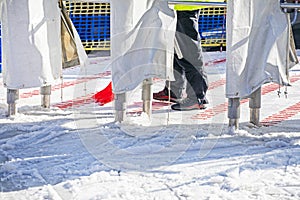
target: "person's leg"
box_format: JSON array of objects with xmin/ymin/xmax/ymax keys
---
[
  {"xmin": 171, "ymin": 10, "xmax": 208, "ymax": 110},
  {"xmin": 153, "ymin": 56, "xmax": 184, "ymax": 102},
  {"xmin": 164, "ymin": 54, "xmax": 186, "ymax": 99},
  {"xmin": 176, "ymin": 10, "xmax": 208, "ymax": 101},
  {"xmin": 153, "ymin": 57, "xmax": 184, "ymax": 102},
  {"xmin": 153, "ymin": 11, "xmax": 187, "ymax": 102}
]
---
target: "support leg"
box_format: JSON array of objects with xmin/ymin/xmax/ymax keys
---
[
  {"xmin": 40, "ymin": 85, "xmax": 51, "ymax": 108},
  {"xmin": 249, "ymin": 87, "xmax": 261, "ymax": 126},
  {"xmin": 7, "ymin": 89, "xmax": 19, "ymax": 116},
  {"xmin": 228, "ymin": 98, "xmax": 240, "ymax": 130},
  {"xmin": 142, "ymin": 78, "xmax": 153, "ymax": 118},
  {"xmin": 114, "ymin": 93, "xmax": 127, "ymax": 122}
]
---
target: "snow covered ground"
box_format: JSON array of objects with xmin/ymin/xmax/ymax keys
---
[{"xmin": 0, "ymin": 50, "xmax": 300, "ymax": 199}]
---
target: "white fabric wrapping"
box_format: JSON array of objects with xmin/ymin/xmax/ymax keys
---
[
  {"xmin": 226, "ymin": 0, "xmax": 295, "ymax": 99},
  {"xmin": 0, "ymin": 0, "xmax": 62, "ymax": 89},
  {"xmin": 110, "ymin": 0, "xmax": 176, "ymax": 94}
]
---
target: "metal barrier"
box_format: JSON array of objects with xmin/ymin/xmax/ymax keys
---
[
  {"xmin": 168, "ymin": 1, "xmax": 226, "ymax": 7},
  {"xmin": 65, "ymin": 1, "xmax": 111, "ymax": 51},
  {"xmin": 64, "ymin": 1, "xmax": 227, "ymax": 51},
  {"xmin": 64, "ymin": 1, "xmax": 300, "ymax": 52},
  {"xmin": 169, "ymin": 0, "xmax": 300, "ymax": 8},
  {"xmin": 199, "ymin": 6, "xmax": 226, "ymax": 48}
]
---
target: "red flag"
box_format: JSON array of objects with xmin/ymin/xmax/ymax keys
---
[{"xmin": 92, "ymin": 82, "xmax": 114, "ymax": 106}]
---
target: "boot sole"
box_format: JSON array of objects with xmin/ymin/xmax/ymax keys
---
[
  {"xmin": 153, "ymin": 97, "xmax": 180, "ymax": 103},
  {"xmin": 171, "ymin": 105, "xmax": 206, "ymax": 111}
]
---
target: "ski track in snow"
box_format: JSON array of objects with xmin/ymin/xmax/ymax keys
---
[{"xmin": 0, "ymin": 51, "xmax": 300, "ymax": 199}]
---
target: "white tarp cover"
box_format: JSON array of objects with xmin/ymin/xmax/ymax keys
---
[
  {"xmin": 110, "ymin": 0, "xmax": 176, "ymax": 94},
  {"xmin": 226, "ymin": 0, "xmax": 296, "ymax": 99},
  {"xmin": 0, "ymin": 0, "xmax": 62, "ymax": 89}
]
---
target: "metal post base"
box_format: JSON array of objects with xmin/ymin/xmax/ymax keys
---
[
  {"xmin": 114, "ymin": 93, "xmax": 127, "ymax": 122},
  {"xmin": 250, "ymin": 108, "xmax": 260, "ymax": 126},
  {"xmin": 229, "ymin": 119, "xmax": 239, "ymax": 130},
  {"xmin": 228, "ymin": 98, "xmax": 240, "ymax": 130},
  {"xmin": 142, "ymin": 78, "xmax": 153, "ymax": 118},
  {"xmin": 40, "ymin": 85, "xmax": 51, "ymax": 108},
  {"xmin": 7, "ymin": 89, "xmax": 19, "ymax": 116},
  {"xmin": 249, "ymin": 88, "xmax": 261, "ymax": 126}
]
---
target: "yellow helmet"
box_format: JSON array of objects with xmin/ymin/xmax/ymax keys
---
[{"xmin": 174, "ymin": 0, "xmax": 225, "ymax": 11}]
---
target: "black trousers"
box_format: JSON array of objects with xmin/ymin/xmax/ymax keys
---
[{"xmin": 166, "ymin": 10, "xmax": 208, "ymax": 101}]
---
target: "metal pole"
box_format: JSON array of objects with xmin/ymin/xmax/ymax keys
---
[
  {"xmin": 142, "ymin": 78, "xmax": 153, "ymax": 118},
  {"xmin": 290, "ymin": 0, "xmax": 299, "ymax": 25},
  {"xmin": 168, "ymin": 1, "xmax": 227, "ymax": 7},
  {"xmin": 40, "ymin": 85, "xmax": 51, "ymax": 108},
  {"xmin": 114, "ymin": 93, "xmax": 127, "ymax": 122},
  {"xmin": 169, "ymin": 0, "xmax": 300, "ymax": 8},
  {"xmin": 281, "ymin": 2, "xmax": 300, "ymax": 9},
  {"xmin": 7, "ymin": 89, "xmax": 19, "ymax": 116},
  {"xmin": 249, "ymin": 87, "xmax": 261, "ymax": 126},
  {"xmin": 228, "ymin": 98, "xmax": 240, "ymax": 130}
]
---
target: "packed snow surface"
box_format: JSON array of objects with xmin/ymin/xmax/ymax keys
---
[{"xmin": 0, "ymin": 51, "xmax": 299, "ymax": 199}]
